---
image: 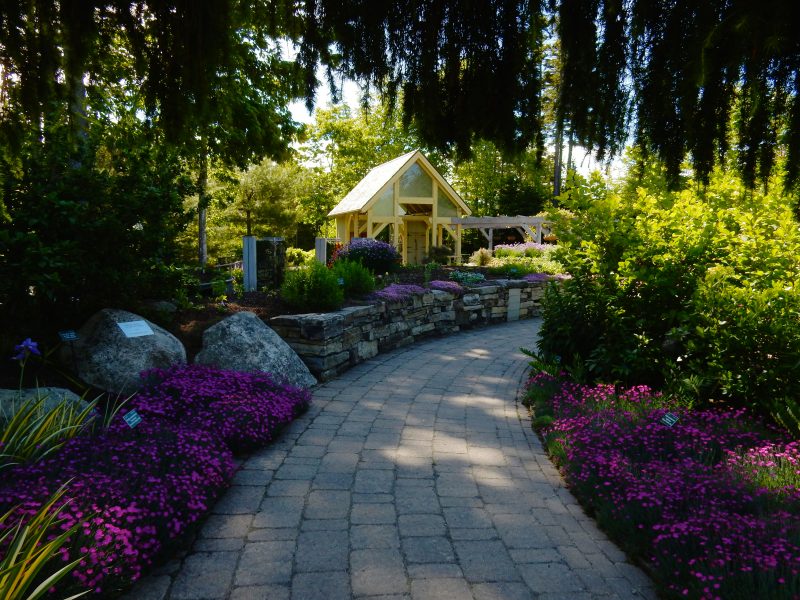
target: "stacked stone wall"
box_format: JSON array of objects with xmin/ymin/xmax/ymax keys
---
[{"xmin": 270, "ymin": 280, "xmax": 550, "ymax": 381}]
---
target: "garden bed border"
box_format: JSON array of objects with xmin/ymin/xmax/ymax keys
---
[{"xmin": 270, "ymin": 279, "xmax": 550, "ymax": 381}]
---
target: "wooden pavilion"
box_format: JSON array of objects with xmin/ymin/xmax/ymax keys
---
[{"xmin": 328, "ymin": 150, "xmax": 471, "ymax": 265}]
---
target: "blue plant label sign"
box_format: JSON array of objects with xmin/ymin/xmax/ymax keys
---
[
  {"xmin": 123, "ymin": 410, "xmax": 142, "ymax": 429},
  {"xmin": 58, "ymin": 329, "xmax": 79, "ymax": 342},
  {"xmin": 660, "ymin": 412, "xmax": 679, "ymax": 427},
  {"xmin": 118, "ymin": 320, "xmax": 154, "ymax": 338},
  {"xmin": 338, "ymin": 277, "xmax": 345, "ymax": 286}
]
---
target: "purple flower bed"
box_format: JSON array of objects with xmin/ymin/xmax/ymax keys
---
[
  {"xmin": 528, "ymin": 372, "xmax": 800, "ymax": 599},
  {"xmin": 523, "ymin": 272, "xmax": 553, "ymax": 282},
  {"xmin": 0, "ymin": 421, "xmax": 234, "ymax": 594},
  {"xmin": 370, "ymin": 283, "xmax": 426, "ymax": 302},
  {"xmin": 427, "ymin": 280, "xmax": 464, "ymax": 296},
  {"xmin": 493, "ymin": 241, "xmax": 550, "ymax": 254},
  {"xmin": 134, "ymin": 365, "xmax": 311, "ymax": 453},
  {"xmin": 0, "ymin": 364, "xmax": 311, "ymax": 595}
]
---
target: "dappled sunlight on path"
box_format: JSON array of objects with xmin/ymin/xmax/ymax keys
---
[{"xmin": 126, "ymin": 319, "xmax": 655, "ymax": 600}]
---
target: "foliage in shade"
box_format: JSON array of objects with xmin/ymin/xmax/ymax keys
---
[
  {"xmin": 527, "ymin": 371, "xmax": 800, "ymax": 599},
  {"xmin": 0, "ymin": 365, "xmax": 311, "ymax": 595},
  {"xmin": 0, "ymin": 485, "xmax": 89, "ymax": 600},
  {"xmin": 301, "ymin": 0, "xmax": 546, "ymax": 159}
]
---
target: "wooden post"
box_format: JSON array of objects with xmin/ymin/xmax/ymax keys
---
[{"xmin": 455, "ymin": 224, "xmax": 462, "ymax": 265}]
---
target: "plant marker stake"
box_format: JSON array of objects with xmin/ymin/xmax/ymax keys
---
[
  {"xmin": 58, "ymin": 330, "xmax": 79, "ymax": 373},
  {"xmin": 660, "ymin": 412, "xmax": 679, "ymax": 427},
  {"xmin": 123, "ymin": 410, "xmax": 142, "ymax": 429}
]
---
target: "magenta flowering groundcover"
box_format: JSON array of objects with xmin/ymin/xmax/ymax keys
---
[
  {"xmin": 528, "ymin": 372, "xmax": 800, "ymax": 599},
  {"xmin": 0, "ymin": 364, "xmax": 310, "ymax": 595}
]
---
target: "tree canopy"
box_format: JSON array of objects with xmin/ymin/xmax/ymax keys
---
[
  {"xmin": 301, "ymin": 0, "xmax": 800, "ymax": 188},
  {"xmin": 4, "ymin": 1, "xmax": 798, "ymax": 190}
]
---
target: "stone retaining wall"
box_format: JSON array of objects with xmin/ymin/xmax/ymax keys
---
[{"xmin": 270, "ymin": 280, "xmax": 550, "ymax": 381}]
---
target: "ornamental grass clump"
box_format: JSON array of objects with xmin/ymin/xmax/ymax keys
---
[
  {"xmin": 332, "ymin": 238, "xmax": 400, "ymax": 273},
  {"xmin": 0, "ymin": 484, "xmax": 89, "ymax": 600},
  {"xmin": 527, "ymin": 370, "xmax": 800, "ymax": 599},
  {"xmin": 493, "ymin": 242, "xmax": 553, "ymax": 257}
]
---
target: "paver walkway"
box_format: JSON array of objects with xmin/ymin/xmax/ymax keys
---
[{"xmin": 129, "ymin": 319, "xmax": 656, "ymax": 600}]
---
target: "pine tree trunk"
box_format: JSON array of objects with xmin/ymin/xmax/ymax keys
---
[
  {"xmin": 197, "ymin": 146, "xmax": 209, "ymax": 268},
  {"xmin": 553, "ymin": 117, "xmax": 564, "ymax": 198}
]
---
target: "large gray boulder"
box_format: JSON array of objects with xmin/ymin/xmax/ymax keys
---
[
  {"xmin": 0, "ymin": 387, "xmax": 90, "ymax": 420},
  {"xmin": 195, "ymin": 311, "xmax": 317, "ymax": 388},
  {"xmin": 61, "ymin": 308, "xmax": 186, "ymax": 395}
]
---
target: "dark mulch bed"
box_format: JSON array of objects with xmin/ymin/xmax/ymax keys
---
[{"xmin": 1, "ymin": 266, "xmax": 506, "ymax": 389}]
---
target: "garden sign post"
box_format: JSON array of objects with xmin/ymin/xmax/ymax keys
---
[{"xmin": 243, "ymin": 235, "xmax": 257, "ymax": 292}]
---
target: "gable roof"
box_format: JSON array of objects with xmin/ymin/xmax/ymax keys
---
[{"xmin": 328, "ymin": 150, "xmax": 471, "ymax": 217}]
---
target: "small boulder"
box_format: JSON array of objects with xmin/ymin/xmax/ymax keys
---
[
  {"xmin": 195, "ymin": 311, "xmax": 317, "ymax": 388},
  {"xmin": 0, "ymin": 387, "xmax": 90, "ymax": 418},
  {"xmin": 61, "ymin": 308, "xmax": 186, "ymax": 395}
]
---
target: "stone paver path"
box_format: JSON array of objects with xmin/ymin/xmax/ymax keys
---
[{"xmin": 130, "ymin": 319, "xmax": 656, "ymax": 600}]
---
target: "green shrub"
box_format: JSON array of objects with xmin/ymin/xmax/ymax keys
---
[
  {"xmin": 286, "ymin": 247, "xmax": 314, "ymax": 267},
  {"xmin": 332, "ymin": 260, "xmax": 375, "ymax": 297},
  {"xmin": 538, "ymin": 164, "xmax": 800, "ymax": 425},
  {"xmin": 469, "ymin": 248, "xmax": 492, "ymax": 266},
  {"xmin": 280, "ymin": 262, "xmax": 344, "ymax": 312},
  {"xmin": 686, "ymin": 270, "xmax": 800, "ymax": 434},
  {"xmin": 449, "ymin": 270, "xmax": 486, "ymax": 285}
]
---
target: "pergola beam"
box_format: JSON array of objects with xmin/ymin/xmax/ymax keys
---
[{"xmin": 452, "ymin": 216, "xmax": 550, "ymax": 245}]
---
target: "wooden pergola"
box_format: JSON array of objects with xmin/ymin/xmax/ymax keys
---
[{"xmin": 449, "ymin": 215, "xmax": 553, "ymax": 251}]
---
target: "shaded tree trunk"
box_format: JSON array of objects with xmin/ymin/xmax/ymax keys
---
[
  {"xmin": 197, "ymin": 145, "xmax": 209, "ymax": 268},
  {"xmin": 553, "ymin": 116, "xmax": 564, "ymax": 198}
]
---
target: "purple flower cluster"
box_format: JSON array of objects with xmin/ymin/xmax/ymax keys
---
[
  {"xmin": 0, "ymin": 365, "xmax": 310, "ymax": 595},
  {"xmin": 523, "ymin": 272, "xmax": 553, "ymax": 282},
  {"xmin": 528, "ymin": 372, "xmax": 800, "ymax": 599},
  {"xmin": 370, "ymin": 283, "xmax": 426, "ymax": 303},
  {"xmin": 134, "ymin": 365, "xmax": 311, "ymax": 453},
  {"xmin": 11, "ymin": 337, "xmax": 40, "ymax": 362},
  {"xmin": 427, "ymin": 280, "xmax": 464, "ymax": 296},
  {"xmin": 332, "ymin": 238, "xmax": 401, "ymax": 272},
  {"xmin": 493, "ymin": 242, "xmax": 550, "ymax": 255}
]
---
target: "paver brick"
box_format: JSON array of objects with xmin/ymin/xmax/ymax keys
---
[{"xmin": 133, "ymin": 320, "xmax": 652, "ymax": 600}]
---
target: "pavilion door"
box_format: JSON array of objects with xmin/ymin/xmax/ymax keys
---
[{"xmin": 406, "ymin": 221, "xmax": 427, "ymax": 265}]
